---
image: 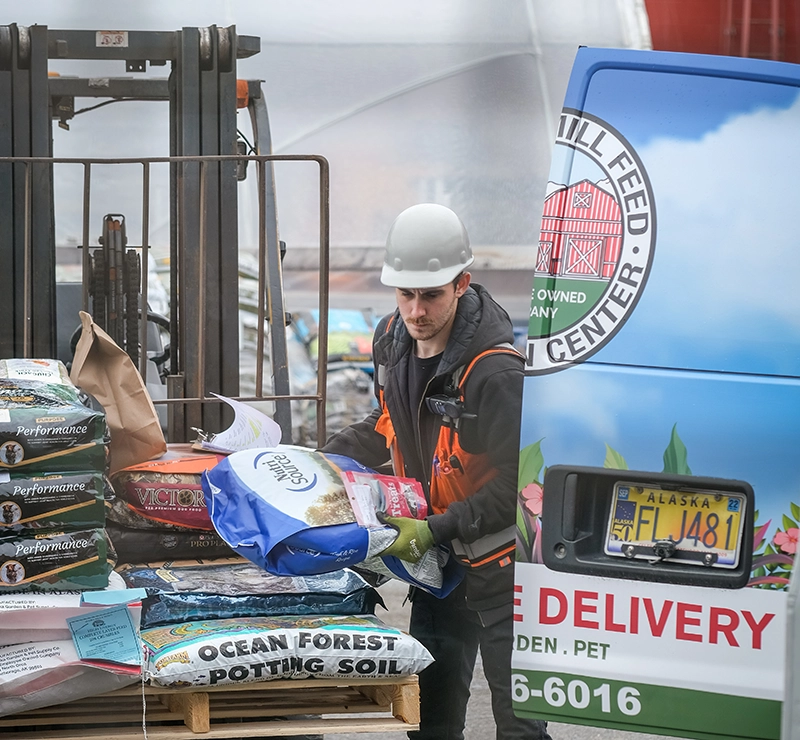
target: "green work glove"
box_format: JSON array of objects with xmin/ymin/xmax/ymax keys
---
[{"xmin": 379, "ymin": 516, "xmax": 435, "ymax": 563}]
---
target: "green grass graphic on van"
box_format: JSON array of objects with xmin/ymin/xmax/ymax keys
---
[{"xmin": 603, "ymin": 424, "xmax": 691, "ymax": 476}]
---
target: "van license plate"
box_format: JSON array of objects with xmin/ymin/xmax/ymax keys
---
[{"xmin": 604, "ymin": 483, "xmax": 745, "ymax": 568}]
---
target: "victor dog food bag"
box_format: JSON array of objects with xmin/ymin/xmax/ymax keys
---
[
  {"xmin": 0, "ymin": 378, "xmax": 108, "ymax": 473},
  {"xmin": 108, "ymin": 454, "xmax": 222, "ymax": 531},
  {"xmin": 142, "ymin": 613, "xmax": 433, "ymax": 688},
  {"xmin": 0, "ymin": 470, "xmax": 105, "ymax": 532},
  {"xmin": 0, "ymin": 528, "xmax": 109, "ymax": 591}
]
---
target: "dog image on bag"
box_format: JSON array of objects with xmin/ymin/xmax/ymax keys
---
[
  {"xmin": 3, "ymin": 562, "xmax": 22, "ymax": 584},
  {"xmin": 1, "ymin": 502, "xmax": 21, "ymax": 525},
  {"xmin": 1, "ymin": 442, "xmax": 22, "ymax": 466}
]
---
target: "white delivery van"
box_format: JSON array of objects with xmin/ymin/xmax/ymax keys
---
[{"xmin": 513, "ymin": 47, "xmax": 800, "ymax": 740}]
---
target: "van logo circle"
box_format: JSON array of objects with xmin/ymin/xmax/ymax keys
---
[{"xmin": 525, "ymin": 109, "xmax": 655, "ymax": 375}]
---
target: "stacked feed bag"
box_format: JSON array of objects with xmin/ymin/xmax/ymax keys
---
[
  {"xmin": 117, "ymin": 558, "xmax": 382, "ymax": 629},
  {"xmin": 0, "ymin": 571, "xmax": 141, "ymax": 717},
  {"xmin": 0, "ymin": 360, "xmax": 111, "ymax": 591},
  {"xmin": 0, "ymin": 360, "xmax": 140, "ymax": 717},
  {"xmin": 106, "ymin": 451, "xmax": 236, "ymax": 563}
]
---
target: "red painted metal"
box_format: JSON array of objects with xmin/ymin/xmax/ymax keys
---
[{"xmin": 645, "ymin": 0, "xmax": 800, "ymax": 63}]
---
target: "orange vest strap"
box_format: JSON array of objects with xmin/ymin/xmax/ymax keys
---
[
  {"xmin": 456, "ymin": 346, "xmax": 523, "ymax": 390},
  {"xmin": 375, "ymin": 408, "xmax": 395, "ymax": 449}
]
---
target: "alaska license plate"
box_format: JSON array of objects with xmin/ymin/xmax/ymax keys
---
[{"xmin": 604, "ymin": 483, "xmax": 745, "ymax": 568}]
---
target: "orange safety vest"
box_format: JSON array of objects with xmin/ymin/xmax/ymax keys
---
[{"xmin": 375, "ymin": 341, "xmax": 522, "ymax": 566}]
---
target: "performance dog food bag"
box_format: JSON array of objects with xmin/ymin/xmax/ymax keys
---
[
  {"xmin": 0, "ymin": 378, "xmax": 108, "ymax": 473},
  {"xmin": 142, "ymin": 614, "xmax": 433, "ymax": 688},
  {"xmin": 0, "ymin": 528, "xmax": 109, "ymax": 591},
  {"xmin": 107, "ymin": 454, "xmax": 222, "ymax": 531},
  {"xmin": 117, "ymin": 559, "xmax": 380, "ymax": 628},
  {"xmin": 204, "ymin": 446, "xmax": 463, "ymax": 598},
  {"xmin": 0, "ymin": 470, "xmax": 105, "ymax": 532}
]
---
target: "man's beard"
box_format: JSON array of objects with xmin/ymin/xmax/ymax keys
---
[{"xmin": 405, "ymin": 319, "xmax": 438, "ymax": 340}]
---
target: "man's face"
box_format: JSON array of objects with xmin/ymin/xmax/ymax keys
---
[{"xmin": 395, "ymin": 274, "xmax": 470, "ymax": 344}]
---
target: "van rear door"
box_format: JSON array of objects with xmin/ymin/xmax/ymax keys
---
[{"xmin": 513, "ymin": 47, "xmax": 800, "ymax": 740}]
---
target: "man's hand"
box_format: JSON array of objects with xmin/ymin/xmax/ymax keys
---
[{"xmin": 379, "ymin": 516, "xmax": 435, "ymax": 563}]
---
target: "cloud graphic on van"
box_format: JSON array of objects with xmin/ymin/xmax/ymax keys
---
[
  {"xmin": 522, "ymin": 363, "xmax": 662, "ymax": 449},
  {"xmin": 627, "ymin": 95, "xmax": 800, "ymax": 370}
]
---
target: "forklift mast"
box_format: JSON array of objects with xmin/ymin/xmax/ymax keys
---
[{"xmin": 0, "ymin": 25, "xmax": 330, "ymax": 444}]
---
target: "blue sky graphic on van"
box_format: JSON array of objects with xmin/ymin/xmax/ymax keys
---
[
  {"xmin": 522, "ymin": 53, "xmax": 800, "ymax": 582},
  {"xmin": 583, "ymin": 69, "xmax": 800, "ymax": 147}
]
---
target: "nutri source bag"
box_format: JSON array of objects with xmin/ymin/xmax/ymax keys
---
[
  {"xmin": 203, "ymin": 446, "xmax": 463, "ymax": 598},
  {"xmin": 0, "ymin": 378, "xmax": 108, "ymax": 473},
  {"xmin": 142, "ymin": 614, "xmax": 433, "ymax": 688}
]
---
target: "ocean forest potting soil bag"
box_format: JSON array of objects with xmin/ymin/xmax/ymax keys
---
[{"xmin": 142, "ymin": 613, "xmax": 433, "ymax": 688}]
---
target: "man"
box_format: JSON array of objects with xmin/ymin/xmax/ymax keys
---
[{"xmin": 322, "ymin": 203, "xmax": 551, "ymax": 740}]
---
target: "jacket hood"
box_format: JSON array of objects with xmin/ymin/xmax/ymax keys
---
[{"xmin": 378, "ymin": 283, "xmax": 515, "ymax": 376}]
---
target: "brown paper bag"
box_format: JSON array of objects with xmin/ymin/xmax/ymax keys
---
[{"xmin": 70, "ymin": 311, "xmax": 167, "ymax": 474}]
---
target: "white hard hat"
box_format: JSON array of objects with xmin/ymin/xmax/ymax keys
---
[{"xmin": 380, "ymin": 203, "xmax": 474, "ymax": 288}]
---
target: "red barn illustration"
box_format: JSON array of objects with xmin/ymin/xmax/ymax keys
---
[{"xmin": 536, "ymin": 179, "xmax": 623, "ymax": 279}]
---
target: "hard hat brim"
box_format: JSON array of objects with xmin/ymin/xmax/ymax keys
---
[{"xmin": 380, "ymin": 257, "xmax": 474, "ymax": 289}]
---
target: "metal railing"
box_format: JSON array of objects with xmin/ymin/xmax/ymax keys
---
[{"xmin": 0, "ymin": 153, "xmax": 331, "ymax": 446}]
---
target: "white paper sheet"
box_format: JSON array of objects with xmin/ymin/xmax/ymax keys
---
[{"xmin": 195, "ymin": 393, "xmax": 281, "ymax": 453}]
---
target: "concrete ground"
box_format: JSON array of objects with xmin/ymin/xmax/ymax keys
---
[{"xmin": 327, "ymin": 579, "xmax": 689, "ymax": 740}]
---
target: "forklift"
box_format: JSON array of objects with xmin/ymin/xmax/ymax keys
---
[{"xmin": 0, "ymin": 24, "xmax": 331, "ymax": 445}]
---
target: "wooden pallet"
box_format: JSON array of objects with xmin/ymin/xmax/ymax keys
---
[{"xmin": 0, "ymin": 676, "xmax": 420, "ymax": 738}]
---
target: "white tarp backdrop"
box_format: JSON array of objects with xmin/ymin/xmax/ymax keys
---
[{"xmin": 5, "ymin": 1, "xmax": 650, "ymax": 276}]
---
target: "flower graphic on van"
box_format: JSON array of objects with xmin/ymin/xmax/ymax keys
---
[
  {"xmin": 520, "ymin": 483, "xmax": 543, "ymax": 517},
  {"xmin": 516, "ymin": 440, "xmax": 545, "ymax": 563},
  {"xmin": 749, "ymin": 505, "xmax": 797, "ymax": 589},
  {"xmin": 774, "ymin": 527, "xmax": 799, "ymax": 554}
]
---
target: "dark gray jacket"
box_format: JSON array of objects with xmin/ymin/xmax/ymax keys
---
[{"xmin": 322, "ymin": 284, "xmax": 523, "ymax": 611}]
